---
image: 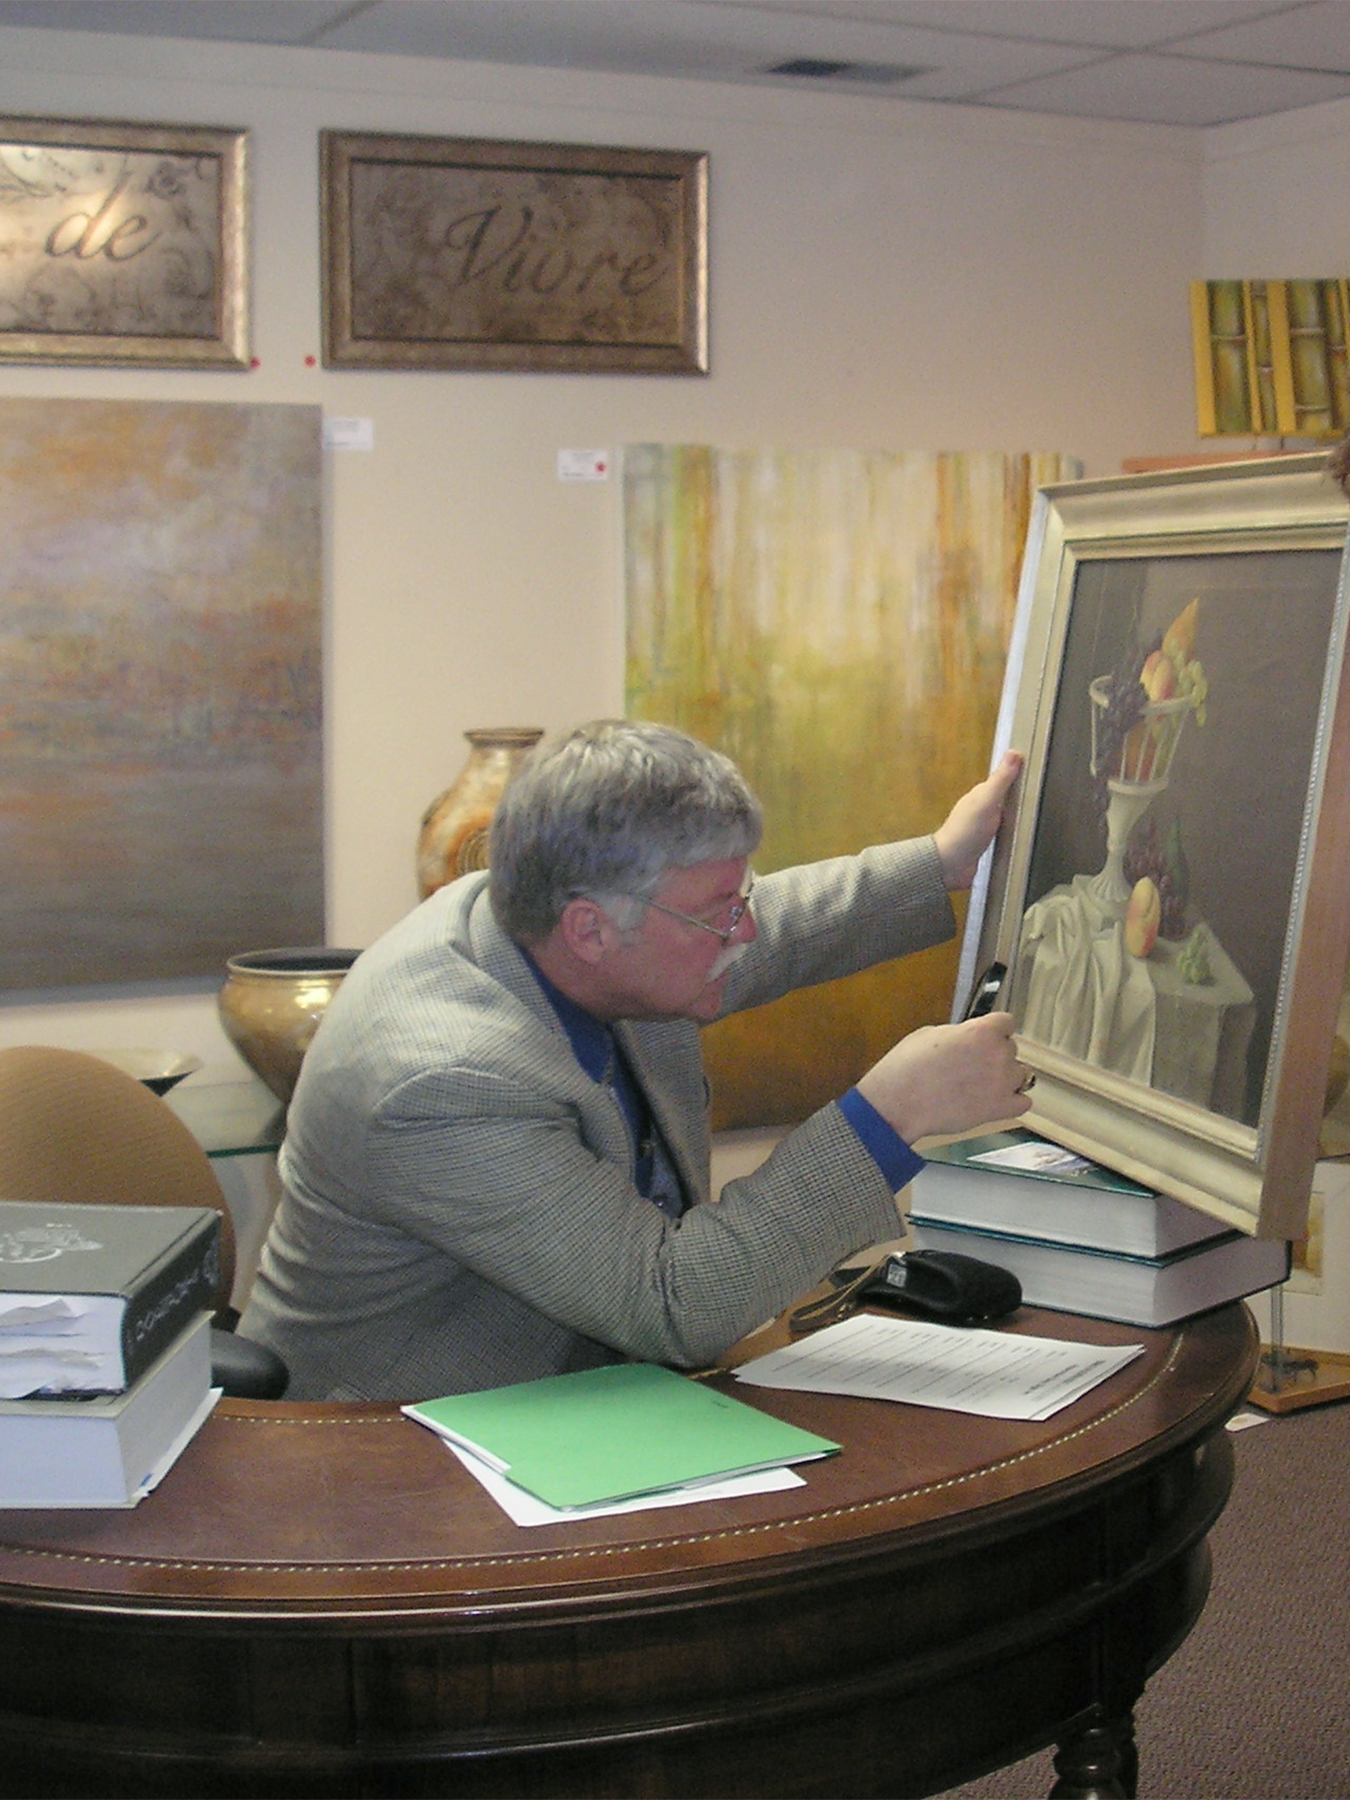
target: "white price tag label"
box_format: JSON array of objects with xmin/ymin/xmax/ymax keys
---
[
  {"xmin": 324, "ymin": 416, "xmax": 375, "ymax": 452},
  {"xmin": 557, "ymin": 449, "xmax": 610, "ymax": 482}
]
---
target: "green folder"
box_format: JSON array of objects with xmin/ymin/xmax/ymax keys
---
[{"xmin": 403, "ymin": 1361, "xmax": 839, "ymax": 1509}]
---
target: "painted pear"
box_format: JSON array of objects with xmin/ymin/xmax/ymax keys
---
[
  {"xmin": 1124, "ymin": 877, "xmax": 1161, "ymax": 958},
  {"xmin": 1162, "ymin": 597, "xmax": 1199, "ymax": 666}
]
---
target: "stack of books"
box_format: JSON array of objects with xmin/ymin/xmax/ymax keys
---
[
  {"xmin": 0, "ymin": 1200, "xmax": 221, "ymax": 1507},
  {"xmin": 906, "ymin": 1132, "xmax": 1290, "ymax": 1328}
]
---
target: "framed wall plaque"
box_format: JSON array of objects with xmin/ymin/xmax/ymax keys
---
[
  {"xmin": 321, "ymin": 130, "xmax": 707, "ymax": 374},
  {"xmin": 0, "ymin": 115, "xmax": 248, "ymax": 368}
]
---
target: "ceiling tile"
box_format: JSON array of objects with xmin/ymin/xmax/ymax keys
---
[
  {"xmin": 316, "ymin": 0, "xmax": 1096, "ymax": 87},
  {"xmin": 835, "ymin": 0, "xmax": 1307, "ymax": 51},
  {"xmin": 0, "ymin": 0, "xmax": 356, "ymax": 47},
  {"xmin": 1166, "ymin": 0, "xmax": 1350, "ymax": 71},
  {"xmin": 0, "ymin": 0, "xmax": 1346, "ymax": 129},
  {"xmin": 979, "ymin": 46, "xmax": 1350, "ymax": 125}
]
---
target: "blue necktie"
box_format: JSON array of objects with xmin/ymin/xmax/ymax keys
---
[{"xmin": 607, "ymin": 1037, "xmax": 686, "ymax": 1221}]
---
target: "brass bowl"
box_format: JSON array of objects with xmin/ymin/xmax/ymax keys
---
[{"xmin": 217, "ymin": 947, "xmax": 361, "ymax": 1106}]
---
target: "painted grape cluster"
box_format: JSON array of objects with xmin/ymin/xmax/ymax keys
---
[{"xmin": 1123, "ymin": 815, "xmax": 1191, "ymax": 941}]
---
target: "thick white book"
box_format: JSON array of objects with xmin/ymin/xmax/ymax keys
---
[
  {"xmin": 910, "ymin": 1132, "xmax": 1229, "ymax": 1257},
  {"xmin": 0, "ymin": 1312, "xmax": 215, "ymax": 1508},
  {"xmin": 907, "ymin": 1218, "xmax": 1290, "ymax": 1329}
]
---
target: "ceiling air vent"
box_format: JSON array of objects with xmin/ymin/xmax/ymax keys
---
[{"xmin": 765, "ymin": 58, "xmax": 930, "ymax": 84}]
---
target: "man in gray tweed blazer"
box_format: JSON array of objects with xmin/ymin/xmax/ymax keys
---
[{"xmin": 242, "ymin": 720, "xmax": 1029, "ymax": 1401}]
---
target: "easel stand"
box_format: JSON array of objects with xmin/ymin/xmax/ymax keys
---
[{"xmin": 1248, "ymin": 1274, "xmax": 1350, "ymax": 1413}]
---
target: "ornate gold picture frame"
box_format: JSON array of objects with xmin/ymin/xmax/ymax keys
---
[
  {"xmin": 0, "ymin": 115, "xmax": 248, "ymax": 368},
  {"xmin": 960, "ymin": 454, "xmax": 1350, "ymax": 1241},
  {"xmin": 320, "ymin": 131, "xmax": 708, "ymax": 374}
]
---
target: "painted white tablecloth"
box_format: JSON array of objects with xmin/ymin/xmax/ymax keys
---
[{"xmin": 1017, "ymin": 876, "xmax": 1256, "ymax": 1119}]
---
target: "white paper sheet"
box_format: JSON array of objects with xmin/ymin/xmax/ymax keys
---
[
  {"xmin": 969, "ymin": 1141, "xmax": 1094, "ymax": 1174},
  {"xmin": 0, "ymin": 1347, "xmax": 110, "ymax": 1399},
  {"xmin": 734, "ymin": 1314, "xmax": 1144, "ymax": 1421},
  {"xmin": 440, "ymin": 1438, "xmax": 805, "ymax": 1527},
  {"xmin": 0, "ymin": 1298, "xmax": 87, "ymax": 1329}
]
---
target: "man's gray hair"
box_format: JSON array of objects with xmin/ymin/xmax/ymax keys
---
[{"xmin": 489, "ymin": 719, "xmax": 762, "ymax": 943}]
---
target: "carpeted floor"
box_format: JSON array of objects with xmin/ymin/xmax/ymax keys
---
[{"xmin": 936, "ymin": 1399, "xmax": 1350, "ymax": 1799}]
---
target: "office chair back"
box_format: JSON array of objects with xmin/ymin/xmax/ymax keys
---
[{"xmin": 0, "ymin": 1045, "xmax": 287, "ymax": 1398}]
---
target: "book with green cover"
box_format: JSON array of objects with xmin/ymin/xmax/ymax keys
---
[
  {"xmin": 403, "ymin": 1361, "xmax": 839, "ymax": 1509},
  {"xmin": 907, "ymin": 1218, "xmax": 1290, "ymax": 1328},
  {"xmin": 910, "ymin": 1131, "xmax": 1229, "ymax": 1258}
]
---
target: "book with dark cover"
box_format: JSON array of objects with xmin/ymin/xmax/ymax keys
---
[
  {"xmin": 911, "ymin": 1130, "xmax": 1229, "ymax": 1258},
  {"xmin": 0, "ymin": 1202, "xmax": 219, "ymax": 1397},
  {"xmin": 907, "ymin": 1216, "xmax": 1290, "ymax": 1328},
  {"xmin": 0, "ymin": 1312, "xmax": 215, "ymax": 1507}
]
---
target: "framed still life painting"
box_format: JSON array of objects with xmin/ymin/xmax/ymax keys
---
[{"xmin": 960, "ymin": 453, "xmax": 1350, "ymax": 1241}]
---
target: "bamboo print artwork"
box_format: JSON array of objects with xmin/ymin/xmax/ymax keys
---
[
  {"xmin": 624, "ymin": 444, "xmax": 1079, "ymax": 1129},
  {"xmin": 1191, "ymin": 279, "xmax": 1350, "ymax": 439}
]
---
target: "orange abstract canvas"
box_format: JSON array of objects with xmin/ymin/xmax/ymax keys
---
[
  {"xmin": 623, "ymin": 443, "xmax": 1079, "ymax": 1130},
  {"xmin": 0, "ymin": 399, "xmax": 322, "ymax": 989}
]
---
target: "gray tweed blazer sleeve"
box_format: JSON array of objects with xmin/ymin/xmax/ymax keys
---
[{"xmin": 241, "ymin": 836, "xmax": 956, "ymax": 1401}]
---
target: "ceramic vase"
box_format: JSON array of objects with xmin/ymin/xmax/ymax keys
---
[
  {"xmin": 217, "ymin": 947, "xmax": 362, "ymax": 1106},
  {"xmin": 416, "ymin": 727, "xmax": 543, "ymax": 900}
]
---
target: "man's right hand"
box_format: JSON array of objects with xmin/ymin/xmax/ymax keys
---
[{"xmin": 855, "ymin": 1011, "xmax": 1031, "ymax": 1144}]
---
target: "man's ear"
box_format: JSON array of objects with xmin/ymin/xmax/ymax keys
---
[{"xmin": 556, "ymin": 896, "xmax": 617, "ymax": 966}]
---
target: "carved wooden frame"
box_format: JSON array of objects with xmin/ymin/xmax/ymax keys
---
[
  {"xmin": 320, "ymin": 130, "xmax": 707, "ymax": 374},
  {"xmin": 0, "ymin": 114, "xmax": 248, "ymax": 368}
]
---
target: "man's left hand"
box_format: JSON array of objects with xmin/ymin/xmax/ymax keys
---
[{"xmin": 933, "ymin": 749, "xmax": 1024, "ymax": 892}]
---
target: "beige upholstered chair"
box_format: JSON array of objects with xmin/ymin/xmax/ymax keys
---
[{"xmin": 0, "ymin": 1044, "xmax": 287, "ymax": 1398}]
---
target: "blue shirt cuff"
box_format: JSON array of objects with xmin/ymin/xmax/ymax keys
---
[{"xmin": 838, "ymin": 1087, "xmax": 925, "ymax": 1194}]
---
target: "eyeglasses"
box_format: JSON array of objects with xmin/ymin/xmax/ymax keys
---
[{"xmin": 617, "ymin": 872, "xmax": 755, "ymax": 945}]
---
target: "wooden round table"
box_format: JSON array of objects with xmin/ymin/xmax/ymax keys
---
[{"xmin": 0, "ymin": 1303, "xmax": 1257, "ymax": 1799}]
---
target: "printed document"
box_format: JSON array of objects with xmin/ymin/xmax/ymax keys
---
[
  {"xmin": 735, "ymin": 1314, "xmax": 1144, "ymax": 1421},
  {"xmin": 440, "ymin": 1439, "xmax": 804, "ymax": 1527}
]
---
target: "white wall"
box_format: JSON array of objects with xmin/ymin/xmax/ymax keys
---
[
  {"xmin": 1202, "ymin": 96, "xmax": 1350, "ymax": 272},
  {"xmin": 0, "ymin": 22, "xmax": 1215, "ymax": 1078}
]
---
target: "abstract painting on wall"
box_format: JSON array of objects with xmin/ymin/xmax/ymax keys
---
[
  {"xmin": 0, "ymin": 398, "xmax": 323, "ymax": 990},
  {"xmin": 624, "ymin": 442, "xmax": 1080, "ymax": 1130}
]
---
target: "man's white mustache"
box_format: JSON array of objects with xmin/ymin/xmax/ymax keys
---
[{"xmin": 709, "ymin": 940, "xmax": 750, "ymax": 981}]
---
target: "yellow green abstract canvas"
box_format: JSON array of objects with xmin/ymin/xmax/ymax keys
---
[{"xmin": 624, "ymin": 443, "xmax": 1079, "ymax": 1129}]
